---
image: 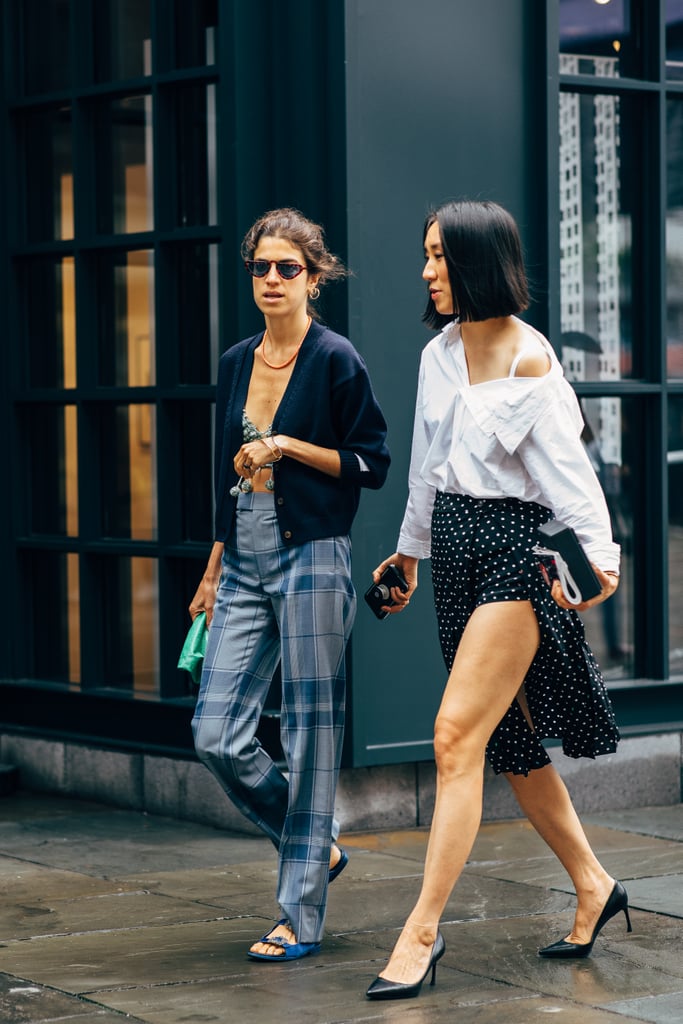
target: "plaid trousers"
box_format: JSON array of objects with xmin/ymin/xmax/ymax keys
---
[{"xmin": 191, "ymin": 492, "xmax": 356, "ymax": 943}]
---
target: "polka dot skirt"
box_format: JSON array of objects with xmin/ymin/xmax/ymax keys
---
[{"xmin": 431, "ymin": 492, "xmax": 620, "ymax": 776}]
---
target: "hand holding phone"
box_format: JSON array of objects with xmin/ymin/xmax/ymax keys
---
[{"xmin": 364, "ymin": 564, "xmax": 409, "ymax": 619}]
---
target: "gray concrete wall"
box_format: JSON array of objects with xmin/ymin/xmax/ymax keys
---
[{"xmin": 1, "ymin": 731, "xmax": 680, "ymax": 834}]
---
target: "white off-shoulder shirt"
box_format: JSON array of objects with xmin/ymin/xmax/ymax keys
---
[{"xmin": 396, "ymin": 319, "xmax": 621, "ymax": 573}]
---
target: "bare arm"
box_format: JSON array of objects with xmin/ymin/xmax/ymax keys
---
[
  {"xmin": 234, "ymin": 433, "xmax": 342, "ymax": 480},
  {"xmin": 189, "ymin": 541, "xmax": 224, "ymax": 627}
]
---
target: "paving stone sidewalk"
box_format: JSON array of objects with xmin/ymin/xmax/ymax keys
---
[{"xmin": 0, "ymin": 792, "xmax": 681, "ymax": 1024}]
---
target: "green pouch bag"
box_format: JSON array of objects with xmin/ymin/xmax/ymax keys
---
[{"xmin": 177, "ymin": 611, "xmax": 208, "ymax": 685}]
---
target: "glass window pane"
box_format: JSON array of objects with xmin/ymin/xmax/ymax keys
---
[
  {"xmin": 94, "ymin": 0, "xmax": 152, "ymax": 82},
  {"xmin": 666, "ymin": 1, "xmax": 683, "ymax": 81},
  {"xmin": 24, "ymin": 108, "xmax": 73, "ymax": 241},
  {"xmin": 23, "ymin": 405, "xmax": 78, "ymax": 536},
  {"xmin": 559, "ymin": 91, "xmax": 635, "ymax": 381},
  {"xmin": 579, "ymin": 397, "xmax": 636, "ymax": 679},
  {"xmin": 175, "ymin": 85, "xmax": 218, "ymax": 227},
  {"xmin": 97, "ymin": 404, "xmax": 157, "ymax": 541},
  {"xmin": 21, "ymin": 0, "xmax": 71, "ymax": 94},
  {"xmin": 667, "ymin": 99, "xmax": 683, "ymax": 380},
  {"xmin": 174, "ymin": 242, "xmax": 220, "ymax": 384},
  {"xmin": 559, "ymin": 0, "xmax": 639, "ymax": 78},
  {"xmin": 23, "ymin": 257, "xmax": 76, "ymax": 389},
  {"xmin": 174, "ymin": 0, "xmax": 218, "ymax": 67},
  {"xmin": 97, "ymin": 556, "xmax": 159, "ymax": 693},
  {"xmin": 131, "ymin": 557, "xmax": 159, "ymax": 692},
  {"xmin": 97, "ymin": 95, "xmax": 153, "ymax": 234},
  {"xmin": 22, "ymin": 551, "xmax": 79, "ymax": 684},
  {"xmin": 176, "ymin": 402, "xmax": 214, "ymax": 542},
  {"xmin": 97, "ymin": 250, "xmax": 155, "ymax": 387},
  {"xmin": 67, "ymin": 553, "xmax": 81, "ymax": 683},
  {"xmin": 669, "ymin": 397, "xmax": 683, "ymax": 677}
]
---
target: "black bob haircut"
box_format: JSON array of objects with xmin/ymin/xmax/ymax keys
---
[{"xmin": 422, "ymin": 200, "xmax": 530, "ymax": 329}]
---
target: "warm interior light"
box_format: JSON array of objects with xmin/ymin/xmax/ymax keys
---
[
  {"xmin": 594, "ymin": 0, "xmax": 612, "ymax": 6},
  {"xmin": 613, "ymin": 40, "xmax": 621, "ymax": 52}
]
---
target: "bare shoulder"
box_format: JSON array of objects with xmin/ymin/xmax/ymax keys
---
[
  {"xmin": 510, "ymin": 320, "xmax": 552, "ymax": 378},
  {"xmin": 514, "ymin": 349, "xmax": 551, "ymax": 378}
]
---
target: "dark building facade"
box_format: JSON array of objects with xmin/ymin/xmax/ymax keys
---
[{"xmin": 1, "ymin": 2, "xmax": 681, "ymax": 805}]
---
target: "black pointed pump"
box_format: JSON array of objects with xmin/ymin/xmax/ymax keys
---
[
  {"xmin": 366, "ymin": 931, "xmax": 446, "ymax": 1000},
  {"xmin": 538, "ymin": 881, "xmax": 632, "ymax": 959}
]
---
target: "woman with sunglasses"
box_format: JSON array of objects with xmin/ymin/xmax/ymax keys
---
[
  {"xmin": 190, "ymin": 208, "xmax": 390, "ymax": 962},
  {"xmin": 365, "ymin": 200, "xmax": 626, "ymax": 1001}
]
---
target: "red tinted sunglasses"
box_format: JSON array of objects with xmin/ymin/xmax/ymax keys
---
[{"xmin": 244, "ymin": 259, "xmax": 306, "ymax": 280}]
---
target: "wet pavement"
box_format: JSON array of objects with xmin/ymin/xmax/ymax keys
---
[{"xmin": 0, "ymin": 792, "xmax": 681, "ymax": 1024}]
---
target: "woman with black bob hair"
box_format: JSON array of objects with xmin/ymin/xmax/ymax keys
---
[
  {"xmin": 366, "ymin": 200, "xmax": 629, "ymax": 1001},
  {"xmin": 423, "ymin": 200, "xmax": 530, "ymax": 327}
]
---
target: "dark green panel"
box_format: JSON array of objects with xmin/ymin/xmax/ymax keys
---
[
  {"xmin": 343, "ymin": 0, "xmax": 547, "ymax": 766},
  {"xmin": 228, "ymin": 0, "xmax": 348, "ymax": 345}
]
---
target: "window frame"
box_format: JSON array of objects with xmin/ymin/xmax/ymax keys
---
[{"xmin": 545, "ymin": 1, "xmax": 683, "ymax": 728}]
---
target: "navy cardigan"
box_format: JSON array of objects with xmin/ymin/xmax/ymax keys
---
[{"xmin": 214, "ymin": 319, "xmax": 390, "ymax": 546}]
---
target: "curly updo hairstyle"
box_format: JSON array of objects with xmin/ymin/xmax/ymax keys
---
[{"xmin": 241, "ymin": 208, "xmax": 347, "ymax": 318}]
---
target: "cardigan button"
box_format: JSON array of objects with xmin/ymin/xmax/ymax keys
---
[
  {"xmin": 277, "ymin": 497, "xmax": 284, "ymax": 506},
  {"xmin": 284, "ymin": 530, "xmax": 292, "ymax": 540}
]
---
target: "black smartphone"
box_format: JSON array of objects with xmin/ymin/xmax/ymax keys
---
[{"xmin": 364, "ymin": 564, "xmax": 408, "ymax": 619}]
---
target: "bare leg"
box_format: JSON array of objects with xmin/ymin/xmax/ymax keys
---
[
  {"xmin": 330, "ymin": 843, "xmax": 343, "ymax": 871},
  {"xmin": 377, "ymin": 601, "xmax": 540, "ymax": 985},
  {"xmin": 505, "ymin": 764, "xmax": 614, "ymax": 943}
]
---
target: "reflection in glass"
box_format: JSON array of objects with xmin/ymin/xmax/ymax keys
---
[
  {"xmin": 559, "ymin": 90, "xmax": 634, "ymax": 381},
  {"xmin": 24, "ymin": 258, "xmax": 76, "ymax": 388},
  {"xmin": 669, "ymin": 397, "xmax": 683, "ymax": 677},
  {"xmin": 131, "ymin": 557, "xmax": 159, "ymax": 692},
  {"xmin": 175, "ymin": 0, "xmax": 218, "ymax": 67},
  {"xmin": 175, "ymin": 85, "xmax": 218, "ymax": 227},
  {"xmin": 94, "ymin": 0, "xmax": 152, "ymax": 81},
  {"xmin": 100, "ymin": 556, "xmax": 159, "ymax": 693},
  {"xmin": 99, "ymin": 405, "xmax": 157, "ymax": 541},
  {"xmin": 98, "ymin": 95, "xmax": 153, "ymax": 234},
  {"xmin": 176, "ymin": 243, "xmax": 220, "ymax": 384},
  {"xmin": 667, "ymin": 100, "xmax": 683, "ymax": 379},
  {"xmin": 67, "ymin": 553, "xmax": 81, "ymax": 683},
  {"xmin": 24, "ymin": 550, "xmax": 79, "ymax": 684},
  {"xmin": 25, "ymin": 405, "xmax": 78, "ymax": 536},
  {"xmin": 176, "ymin": 402, "xmax": 214, "ymax": 541},
  {"xmin": 559, "ymin": 0, "xmax": 635, "ymax": 78},
  {"xmin": 21, "ymin": 0, "xmax": 71, "ymax": 94},
  {"xmin": 666, "ymin": 1, "xmax": 683, "ymax": 81},
  {"xmin": 24, "ymin": 107, "xmax": 73, "ymax": 241},
  {"xmin": 98, "ymin": 250, "xmax": 155, "ymax": 387},
  {"xmin": 579, "ymin": 397, "xmax": 635, "ymax": 680}
]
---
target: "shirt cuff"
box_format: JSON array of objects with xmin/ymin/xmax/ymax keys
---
[
  {"xmin": 582, "ymin": 540, "xmax": 621, "ymax": 575},
  {"xmin": 396, "ymin": 531, "xmax": 431, "ymax": 560}
]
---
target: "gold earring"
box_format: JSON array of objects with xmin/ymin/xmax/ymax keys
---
[{"xmin": 309, "ymin": 285, "xmax": 320, "ymax": 300}]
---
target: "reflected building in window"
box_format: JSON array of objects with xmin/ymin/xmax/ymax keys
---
[{"xmin": 559, "ymin": 52, "xmax": 622, "ymax": 468}]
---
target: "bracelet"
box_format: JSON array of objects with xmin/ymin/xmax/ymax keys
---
[{"xmin": 261, "ymin": 435, "xmax": 283, "ymax": 462}]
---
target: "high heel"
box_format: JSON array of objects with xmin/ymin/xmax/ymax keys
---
[
  {"xmin": 538, "ymin": 881, "xmax": 632, "ymax": 959},
  {"xmin": 366, "ymin": 931, "xmax": 445, "ymax": 1000}
]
